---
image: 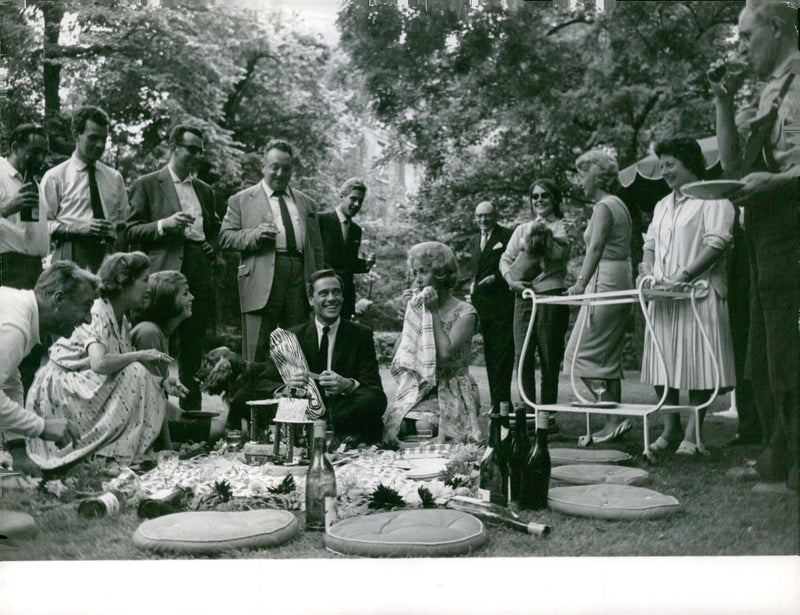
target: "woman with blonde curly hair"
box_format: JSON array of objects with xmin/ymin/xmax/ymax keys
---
[
  {"xmin": 383, "ymin": 241, "xmax": 481, "ymax": 442},
  {"xmin": 563, "ymin": 148, "xmax": 634, "ymax": 444},
  {"xmin": 27, "ymin": 252, "xmax": 188, "ymax": 470}
]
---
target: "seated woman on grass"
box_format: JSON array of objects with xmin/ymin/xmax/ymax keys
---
[
  {"xmin": 383, "ymin": 241, "xmax": 481, "ymax": 443},
  {"xmin": 26, "ymin": 252, "xmax": 188, "ymax": 471},
  {"xmin": 131, "ymin": 270, "xmax": 194, "ymax": 421}
]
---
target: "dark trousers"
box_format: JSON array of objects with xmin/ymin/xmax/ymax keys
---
[
  {"xmin": 727, "ymin": 223, "xmax": 760, "ymax": 441},
  {"xmin": 327, "ymin": 388, "xmax": 387, "ymax": 444},
  {"xmin": 251, "ymin": 254, "xmax": 310, "ymax": 362},
  {"xmin": 476, "ymin": 309, "xmax": 514, "ymax": 411},
  {"xmin": 176, "ymin": 241, "xmax": 214, "ymax": 410},
  {"xmin": 744, "ymin": 184, "xmax": 799, "ymax": 485},
  {"xmin": 52, "ymin": 237, "xmax": 110, "ymax": 273},
  {"xmin": 513, "ymin": 290, "xmax": 570, "ymax": 405}
]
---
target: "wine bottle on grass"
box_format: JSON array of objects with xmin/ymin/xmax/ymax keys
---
[
  {"xmin": 479, "ymin": 412, "xmax": 508, "ymax": 507},
  {"xmin": 509, "ymin": 407, "xmax": 531, "ymax": 503},
  {"xmin": 446, "ymin": 496, "xmax": 551, "ymax": 536},
  {"xmin": 305, "ymin": 420, "xmax": 337, "ymax": 532},
  {"xmin": 521, "ymin": 412, "xmax": 551, "ymax": 511}
]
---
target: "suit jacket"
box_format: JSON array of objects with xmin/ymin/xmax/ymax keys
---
[
  {"xmin": 257, "ymin": 318, "xmax": 385, "ymax": 399},
  {"xmin": 125, "ymin": 166, "xmax": 219, "ymax": 272},
  {"xmin": 318, "ymin": 210, "xmax": 369, "ymax": 278},
  {"xmin": 470, "ymin": 223, "xmax": 514, "ymax": 319},
  {"xmin": 218, "ymin": 183, "xmax": 324, "ymax": 314}
]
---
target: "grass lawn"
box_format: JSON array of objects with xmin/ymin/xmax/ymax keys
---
[{"xmin": 1, "ymin": 368, "xmax": 797, "ymax": 560}]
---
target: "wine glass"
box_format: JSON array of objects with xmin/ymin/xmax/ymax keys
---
[
  {"xmin": 157, "ymin": 450, "xmax": 179, "ymax": 487},
  {"xmin": 591, "ymin": 379, "xmax": 607, "ymax": 403}
]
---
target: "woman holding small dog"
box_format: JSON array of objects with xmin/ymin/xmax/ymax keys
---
[
  {"xmin": 383, "ymin": 241, "xmax": 481, "ymax": 443},
  {"xmin": 499, "ymin": 178, "xmax": 571, "ymax": 407},
  {"xmin": 27, "ymin": 252, "xmax": 187, "ymax": 470},
  {"xmin": 639, "ymin": 138, "xmax": 735, "ymax": 455},
  {"xmin": 563, "ymin": 148, "xmax": 633, "ymax": 444}
]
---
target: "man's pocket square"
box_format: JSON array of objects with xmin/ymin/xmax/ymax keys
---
[{"xmin": 492, "ymin": 242, "xmax": 504, "ymax": 250}]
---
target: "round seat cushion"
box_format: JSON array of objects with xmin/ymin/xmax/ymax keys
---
[
  {"xmin": 551, "ymin": 464, "xmax": 649, "ymax": 486},
  {"xmin": 0, "ymin": 510, "xmax": 37, "ymax": 539},
  {"xmin": 132, "ymin": 509, "xmax": 299, "ymax": 554},
  {"xmin": 551, "ymin": 448, "xmax": 632, "ymax": 466},
  {"xmin": 548, "ymin": 484, "xmax": 680, "ymax": 520},
  {"xmin": 325, "ymin": 509, "xmax": 487, "ymax": 557}
]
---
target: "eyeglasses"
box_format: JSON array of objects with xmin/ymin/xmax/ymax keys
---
[
  {"xmin": 178, "ymin": 143, "xmax": 205, "ymax": 156},
  {"xmin": 530, "ymin": 192, "xmax": 550, "ymax": 201}
]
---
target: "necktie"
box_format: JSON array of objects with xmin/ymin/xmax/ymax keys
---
[
  {"xmin": 480, "ymin": 232, "xmax": 487, "ymax": 251},
  {"xmin": 342, "ymin": 218, "xmax": 350, "ymax": 242},
  {"xmin": 87, "ymin": 164, "xmax": 105, "ymax": 220},
  {"xmin": 274, "ymin": 191, "xmax": 297, "ymax": 253},
  {"xmin": 318, "ymin": 325, "xmax": 330, "ymax": 372}
]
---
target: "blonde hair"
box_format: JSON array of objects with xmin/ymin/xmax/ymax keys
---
[
  {"xmin": 407, "ymin": 241, "xmax": 459, "ymax": 291},
  {"xmin": 575, "ymin": 148, "xmax": 621, "ymax": 194}
]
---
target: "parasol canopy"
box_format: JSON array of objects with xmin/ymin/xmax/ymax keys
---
[{"xmin": 618, "ymin": 136, "xmax": 722, "ymax": 213}]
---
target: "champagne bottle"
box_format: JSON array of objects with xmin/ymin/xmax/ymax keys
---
[
  {"xmin": 509, "ymin": 408, "xmax": 531, "ymax": 503},
  {"xmin": 137, "ymin": 486, "xmax": 193, "ymax": 519},
  {"xmin": 446, "ymin": 496, "xmax": 551, "ymax": 536},
  {"xmin": 478, "ymin": 412, "xmax": 508, "ymax": 507},
  {"xmin": 305, "ymin": 419, "xmax": 337, "ymax": 532},
  {"xmin": 520, "ymin": 412, "xmax": 551, "ymax": 511},
  {"xmin": 498, "ymin": 402, "xmax": 512, "ymax": 501}
]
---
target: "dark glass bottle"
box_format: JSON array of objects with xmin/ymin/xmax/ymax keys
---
[
  {"xmin": 521, "ymin": 412, "xmax": 551, "ymax": 511},
  {"xmin": 77, "ymin": 490, "xmax": 125, "ymax": 518},
  {"xmin": 305, "ymin": 420, "xmax": 337, "ymax": 532},
  {"xmin": 509, "ymin": 408, "xmax": 531, "ymax": 503},
  {"xmin": 137, "ymin": 486, "xmax": 193, "ymax": 519},
  {"xmin": 479, "ymin": 412, "xmax": 508, "ymax": 507},
  {"xmin": 498, "ymin": 402, "xmax": 512, "ymax": 501}
]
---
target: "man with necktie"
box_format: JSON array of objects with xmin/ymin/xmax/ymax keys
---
[
  {"xmin": 219, "ymin": 139, "xmax": 324, "ymax": 362},
  {"xmin": 41, "ymin": 106, "xmax": 128, "ymax": 272},
  {"xmin": 126, "ymin": 125, "xmax": 220, "ymax": 412},
  {"xmin": 318, "ymin": 177, "xmax": 374, "ymax": 320},
  {"xmin": 469, "ymin": 200, "xmax": 515, "ymax": 414}
]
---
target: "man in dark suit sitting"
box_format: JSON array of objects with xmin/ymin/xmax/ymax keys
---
[
  {"xmin": 470, "ymin": 200, "xmax": 515, "ymax": 413},
  {"xmin": 318, "ymin": 178, "xmax": 374, "ymax": 320},
  {"xmin": 229, "ymin": 269, "xmax": 387, "ymax": 443},
  {"xmin": 125, "ymin": 124, "xmax": 220, "ymax": 412}
]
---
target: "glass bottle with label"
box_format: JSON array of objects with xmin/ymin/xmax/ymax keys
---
[
  {"xmin": 520, "ymin": 411, "xmax": 551, "ymax": 511},
  {"xmin": 478, "ymin": 412, "xmax": 508, "ymax": 507},
  {"xmin": 509, "ymin": 407, "xmax": 531, "ymax": 503},
  {"xmin": 305, "ymin": 419, "xmax": 337, "ymax": 532}
]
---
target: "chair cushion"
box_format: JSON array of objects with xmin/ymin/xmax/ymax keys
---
[
  {"xmin": 550, "ymin": 448, "xmax": 632, "ymax": 466},
  {"xmin": 551, "ymin": 464, "xmax": 649, "ymax": 486},
  {"xmin": 548, "ymin": 484, "xmax": 680, "ymax": 520},
  {"xmin": 132, "ymin": 509, "xmax": 299, "ymax": 554},
  {"xmin": 0, "ymin": 510, "xmax": 37, "ymax": 539},
  {"xmin": 325, "ymin": 509, "xmax": 487, "ymax": 557}
]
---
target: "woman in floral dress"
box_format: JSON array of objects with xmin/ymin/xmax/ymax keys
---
[
  {"xmin": 383, "ymin": 241, "xmax": 481, "ymax": 443},
  {"xmin": 27, "ymin": 252, "xmax": 187, "ymax": 469}
]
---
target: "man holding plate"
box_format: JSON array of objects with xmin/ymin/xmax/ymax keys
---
[{"xmin": 710, "ymin": 0, "xmax": 799, "ymax": 493}]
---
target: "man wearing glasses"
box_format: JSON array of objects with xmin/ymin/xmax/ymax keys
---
[
  {"xmin": 125, "ymin": 124, "xmax": 220, "ymax": 413},
  {"xmin": 41, "ymin": 106, "xmax": 128, "ymax": 272}
]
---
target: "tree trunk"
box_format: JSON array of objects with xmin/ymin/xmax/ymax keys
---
[{"xmin": 40, "ymin": 2, "xmax": 65, "ymax": 120}]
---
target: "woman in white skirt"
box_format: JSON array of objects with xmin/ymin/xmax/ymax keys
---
[{"xmin": 638, "ymin": 138, "xmax": 736, "ymax": 456}]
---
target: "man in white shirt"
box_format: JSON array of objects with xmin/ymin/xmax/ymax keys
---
[
  {"xmin": 41, "ymin": 106, "xmax": 128, "ymax": 272},
  {"xmin": 126, "ymin": 125, "xmax": 220, "ymax": 411},
  {"xmin": 219, "ymin": 139, "xmax": 324, "ymax": 362},
  {"xmin": 2, "ymin": 260, "xmax": 95, "ymax": 475},
  {"xmin": 0, "ymin": 123, "xmax": 50, "ymax": 290}
]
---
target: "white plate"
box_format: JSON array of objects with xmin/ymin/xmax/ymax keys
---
[
  {"xmin": 570, "ymin": 401, "xmax": 618, "ymax": 409},
  {"xmin": 681, "ymin": 180, "xmax": 744, "ymax": 200},
  {"xmin": 399, "ymin": 457, "xmax": 448, "ymax": 481}
]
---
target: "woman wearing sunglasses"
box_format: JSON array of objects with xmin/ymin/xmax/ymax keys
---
[{"xmin": 499, "ymin": 178, "xmax": 571, "ymax": 410}]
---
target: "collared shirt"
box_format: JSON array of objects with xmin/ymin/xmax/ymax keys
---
[
  {"xmin": 739, "ymin": 51, "xmax": 800, "ymax": 173},
  {"xmin": 41, "ymin": 152, "xmax": 129, "ymax": 234},
  {"xmin": 260, "ymin": 180, "xmax": 304, "ymax": 251},
  {"xmin": 314, "ymin": 316, "xmax": 340, "ymax": 371},
  {"xmin": 335, "ymin": 206, "xmax": 351, "ymax": 241},
  {"xmin": 166, "ymin": 164, "xmax": 205, "ymax": 241},
  {"xmin": 0, "ymin": 157, "xmax": 49, "ymax": 256},
  {"xmin": 0, "ymin": 287, "xmax": 44, "ymax": 438}
]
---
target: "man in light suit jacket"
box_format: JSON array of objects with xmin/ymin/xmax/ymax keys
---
[
  {"xmin": 125, "ymin": 125, "xmax": 220, "ymax": 411},
  {"xmin": 470, "ymin": 201, "xmax": 515, "ymax": 413},
  {"xmin": 227, "ymin": 269, "xmax": 386, "ymax": 443},
  {"xmin": 318, "ymin": 177, "xmax": 374, "ymax": 319},
  {"xmin": 219, "ymin": 140, "xmax": 324, "ymax": 362}
]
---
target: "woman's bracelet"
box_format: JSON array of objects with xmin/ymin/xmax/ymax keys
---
[
  {"xmin": 160, "ymin": 376, "xmax": 169, "ymax": 389},
  {"xmin": 577, "ymin": 275, "xmax": 586, "ymax": 281}
]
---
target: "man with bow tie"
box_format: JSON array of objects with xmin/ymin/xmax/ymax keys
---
[
  {"xmin": 219, "ymin": 139, "xmax": 324, "ymax": 362},
  {"xmin": 41, "ymin": 106, "xmax": 128, "ymax": 272},
  {"xmin": 469, "ymin": 200, "xmax": 514, "ymax": 414}
]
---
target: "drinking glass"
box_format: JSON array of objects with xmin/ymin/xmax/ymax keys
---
[{"xmin": 591, "ymin": 379, "xmax": 607, "ymax": 402}]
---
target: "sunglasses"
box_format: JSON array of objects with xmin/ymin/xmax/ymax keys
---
[
  {"xmin": 178, "ymin": 143, "xmax": 205, "ymax": 156},
  {"xmin": 530, "ymin": 192, "xmax": 550, "ymax": 201}
]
